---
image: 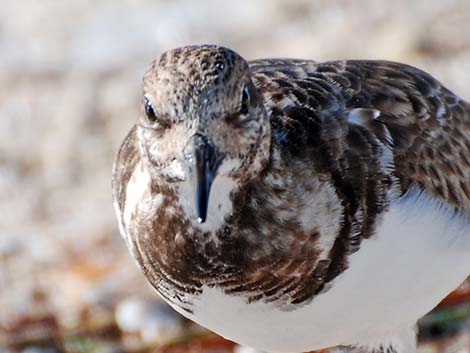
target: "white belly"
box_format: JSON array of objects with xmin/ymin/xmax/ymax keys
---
[{"xmin": 165, "ymin": 189, "xmax": 470, "ymax": 353}]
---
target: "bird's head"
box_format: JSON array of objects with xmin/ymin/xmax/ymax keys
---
[{"xmin": 137, "ymin": 45, "xmax": 271, "ymax": 225}]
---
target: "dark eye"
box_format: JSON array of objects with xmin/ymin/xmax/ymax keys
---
[
  {"xmin": 240, "ymin": 86, "xmax": 250, "ymax": 115},
  {"xmin": 144, "ymin": 96, "xmax": 157, "ymax": 122}
]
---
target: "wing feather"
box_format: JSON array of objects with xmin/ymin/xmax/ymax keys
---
[{"xmin": 251, "ymin": 59, "xmax": 470, "ymax": 211}]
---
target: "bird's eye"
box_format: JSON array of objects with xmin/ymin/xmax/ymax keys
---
[
  {"xmin": 240, "ymin": 86, "xmax": 250, "ymax": 115},
  {"xmin": 144, "ymin": 96, "xmax": 157, "ymax": 122}
]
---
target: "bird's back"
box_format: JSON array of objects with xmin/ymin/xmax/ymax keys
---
[{"xmin": 250, "ymin": 59, "xmax": 470, "ymax": 212}]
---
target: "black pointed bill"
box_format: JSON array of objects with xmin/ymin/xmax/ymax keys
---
[{"xmin": 187, "ymin": 134, "xmax": 224, "ymax": 223}]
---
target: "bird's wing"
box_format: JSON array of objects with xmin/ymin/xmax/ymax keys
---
[
  {"xmin": 251, "ymin": 59, "xmax": 470, "ymax": 212},
  {"xmin": 341, "ymin": 60, "xmax": 470, "ymax": 211}
]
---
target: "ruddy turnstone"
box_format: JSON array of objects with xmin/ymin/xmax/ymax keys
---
[{"xmin": 113, "ymin": 45, "xmax": 470, "ymax": 353}]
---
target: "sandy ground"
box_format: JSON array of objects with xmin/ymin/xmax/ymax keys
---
[{"xmin": 0, "ymin": 0, "xmax": 469, "ymax": 352}]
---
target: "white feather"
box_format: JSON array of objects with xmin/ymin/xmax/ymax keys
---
[{"xmin": 164, "ymin": 188, "xmax": 470, "ymax": 353}]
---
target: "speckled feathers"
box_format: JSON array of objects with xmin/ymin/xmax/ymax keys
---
[
  {"xmin": 143, "ymin": 45, "xmax": 250, "ymax": 122},
  {"xmin": 113, "ymin": 46, "xmax": 470, "ymax": 351},
  {"xmin": 251, "ymin": 58, "xmax": 470, "ymax": 210}
]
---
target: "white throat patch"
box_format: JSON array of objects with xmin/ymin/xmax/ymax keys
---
[{"xmin": 177, "ymin": 174, "xmax": 238, "ymax": 233}]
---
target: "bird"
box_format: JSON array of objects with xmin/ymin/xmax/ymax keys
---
[{"xmin": 112, "ymin": 44, "xmax": 470, "ymax": 353}]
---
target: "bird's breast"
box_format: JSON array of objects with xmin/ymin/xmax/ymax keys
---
[
  {"xmin": 161, "ymin": 188, "xmax": 470, "ymax": 353},
  {"xmin": 125, "ymin": 162, "xmax": 348, "ymax": 310}
]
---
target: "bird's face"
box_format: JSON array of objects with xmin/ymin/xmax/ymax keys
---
[{"xmin": 137, "ymin": 46, "xmax": 271, "ymax": 223}]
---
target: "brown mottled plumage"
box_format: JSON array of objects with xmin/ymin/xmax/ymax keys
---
[
  {"xmin": 113, "ymin": 45, "xmax": 470, "ymax": 353},
  {"xmin": 250, "ymin": 58, "xmax": 470, "ymax": 210}
]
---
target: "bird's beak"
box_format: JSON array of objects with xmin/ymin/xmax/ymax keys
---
[{"xmin": 186, "ymin": 134, "xmax": 224, "ymax": 223}]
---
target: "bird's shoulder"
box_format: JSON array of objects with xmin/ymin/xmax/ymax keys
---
[{"xmin": 250, "ymin": 59, "xmax": 470, "ymax": 211}]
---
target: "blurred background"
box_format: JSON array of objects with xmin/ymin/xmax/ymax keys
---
[{"xmin": 0, "ymin": 1, "xmax": 469, "ymax": 352}]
